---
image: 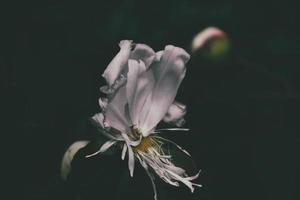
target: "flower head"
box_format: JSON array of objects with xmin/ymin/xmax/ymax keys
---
[{"xmin": 62, "ymin": 40, "xmax": 201, "ymax": 200}]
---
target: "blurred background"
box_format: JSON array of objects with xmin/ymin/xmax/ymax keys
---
[{"xmin": 1, "ymin": 0, "xmax": 299, "ymax": 200}]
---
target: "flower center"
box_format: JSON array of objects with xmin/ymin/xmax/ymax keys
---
[
  {"xmin": 129, "ymin": 127, "xmax": 157, "ymax": 153},
  {"xmin": 134, "ymin": 136, "xmax": 155, "ymax": 153}
]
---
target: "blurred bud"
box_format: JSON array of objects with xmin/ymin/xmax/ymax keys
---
[{"xmin": 191, "ymin": 27, "xmax": 230, "ymax": 60}]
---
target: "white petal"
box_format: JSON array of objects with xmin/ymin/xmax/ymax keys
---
[
  {"xmin": 145, "ymin": 165, "xmax": 158, "ymax": 200},
  {"xmin": 127, "ymin": 145, "xmax": 135, "ymax": 177},
  {"xmin": 61, "ymin": 140, "xmax": 90, "ymax": 180},
  {"xmin": 102, "ymin": 40, "xmax": 132, "ymax": 86},
  {"xmin": 85, "ymin": 140, "xmax": 116, "ymax": 158},
  {"xmin": 166, "ymin": 169, "xmax": 195, "ymax": 192},
  {"xmin": 121, "ymin": 143, "xmax": 127, "ymax": 160},
  {"xmin": 121, "ymin": 132, "xmax": 142, "ymax": 147},
  {"xmin": 126, "ymin": 59, "xmax": 155, "ymax": 125},
  {"xmin": 155, "ymin": 128, "xmax": 189, "ymax": 132},
  {"xmin": 163, "ymin": 101, "xmax": 187, "ymax": 126},
  {"xmin": 154, "ymin": 136, "xmax": 191, "ymax": 157},
  {"xmin": 164, "ymin": 164, "xmax": 186, "ymax": 175},
  {"xmin": 140, "ymin": 45, "xmax": 190, "ymax": 135},
  {"xmin": 130, "ymin": 43, "xmax": 155, "ymax": 68}
]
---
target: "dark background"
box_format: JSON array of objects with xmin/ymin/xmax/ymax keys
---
[{"xmin": 1, "ymin": 0, "xmax": 299, "ymax": 200}]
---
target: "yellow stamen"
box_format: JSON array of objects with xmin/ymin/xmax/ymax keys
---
[
  {"xmin": 128, "ymin": 127, "xmax": 157, "ymax": 153},
  {"xmin": 134, "ymin": 136, "xmax": 155, "ymax": 153}
]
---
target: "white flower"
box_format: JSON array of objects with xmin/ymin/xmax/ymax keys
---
[{"xmin": 61, "ymin": 40, "xmax": 201, "ymax": 200}]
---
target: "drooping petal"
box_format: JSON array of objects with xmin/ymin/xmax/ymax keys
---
[
  {"xmin": 102, "ymin": 40, "xmax": 132, "ymax": 86},
  {"xmin": 61, "ymin": 140, "xmax": 90, "ymax": 180},
  {"xmin": 121, "ymin": 143, "xmax": 127, "ymax": 160},
  {"xmin": 144, "ymin": 165, "xmax": 158, "ymax": 200},
  {"xmin": 85, "ymin": 140, "xmax": 117, "ymax": 158},
  {"xmin": 126, "ymin": 59, "xmax": 155, "ymax": 125},
  {"xmin": 154, "ymin": 136, "xmax": 191, "ymax": 157},
  {"xmin": 140, "ymin": 45, "xmax": 190, "ymax": 135},
  {"xmin": 163, "ymin": 101, "xmax": 187, "ymax": 127},
  {"xmin": 127, "ymin": 145, "xmax": 135, "ymax": 177},
  {"xmin": 130, "ymin": 43, "xmax": 155, "ymax": 68}
]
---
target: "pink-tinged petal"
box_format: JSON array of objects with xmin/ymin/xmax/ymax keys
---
[
  {"xmin": 140, "ymin": 45, "xmax": 190, "ymax": 135},
  {"xmin": 191, "ymin": 27, "xmax": 226, "ymax": 52},
  {"xmin": 154, "ymin": 50, "xmax": 164, "ymax": 62},
  {"xmin": 126, "ymin": 59, "xmax": 155, "ymax": 126},
  {"xmin": 61, "ymin": 140, "xmax": 90, "ymax": 180},
  {"xmin": 98, "ymin": 97, "xmax": 108, "ymax": 111},
  {"xmin": 163, "ymin": 101, "xmax": 187, "ymax": 127},
  {"xmin": 126, "ymin": 59, "xmax": 142, "ymax": 123},
  {"xmin": 91, "ymin": 112, "xmax": 105, "ymax": 128},
  {"xmin": 91, "ymin": 113, "xmax": 125, "ymax": 141},
  {"xmin": 105, "ymin": 86, "xmax": 129, "ymax": 132},
  {"xmin": 102, "ymin": 40, "xmax": 132, "ymax": 86},
  {"xmin": 130, "ymin": 43, "xmax": 155, "ymax": 68}
]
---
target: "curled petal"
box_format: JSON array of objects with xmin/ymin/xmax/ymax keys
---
[
  {"xmin": 121, "ymin": 133, "xmax": 142, "ymax": 147},
  {"xmin": 91, "ymin": 113, "xmax": 106, "ymax": 129},
  {"xmin": 163, "ymin": 101, "xmax": 187, "ymax": 126},
  {"xmin": 191, "ymin": 27, "xmax": 226, "ymax": 52},
  {"xmin": 140, "ymin": 45, "xmax": 190, "ymax": 135},
  {"xmin": 130, "ymin": 43, "xmax": 155, "ymax": 68},
  {"xmin": 102, "ymin": 40, "xmax": 132, "ymax": 87},
  {"xmin": 61, "ymin": 140, "xmax": 90, "ymax": 180},
  {"xmin": 154, "ymin": 50, "xmax": 164, "ymax": 62},
  {"xmin": 98, "ymin": 97, "xmax": 108, "ymax": 111}
]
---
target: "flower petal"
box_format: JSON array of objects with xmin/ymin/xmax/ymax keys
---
[
  {"xmin": 61, "ymin": 140, "xmax": 90, "ymax": 180},
  {"xmin": 140, "ymin": 45, "xmax": 190, "ymax": 135},
  {"xmin": 85, "ymin": 140, "xmax": 116, "ymax": 158},
  {"xmin": 127, "ymin": 145, "xmax": 135, "ymax": 177},
  {"xmin": 154, "ymin": 50, "xmax": 164, "ymax": 62},
  {"xmin": 91, "ymin": 112, "xmax": 106, "ymax": 128},
  {"xmin": 105, "ymin": 85, "xmax": 129, "ymax": 132},
  {"xmin": 102, "ymin": 40, "xmax": 132, "ymax": 86},
  {"xmin": 163, "ymin": 101, "xmax": 187, "ymax": 127},
  {"xmin": 98, "ymin": 97, "xmax": 108, "ymax": 111},
  {"xmin": 121, "ymin": 143, "xmax": 127, "ymax": 160},
  {"xmin": 126, "ymin": 59, "xmax": 155, "ymax": 126},
  {"xmin": 130, "ymin": 43, "xmax": 155, "ymax": 68},
  {"xmin": 126, "ymin": 59, "xmax": 142, "ymax": 123}
]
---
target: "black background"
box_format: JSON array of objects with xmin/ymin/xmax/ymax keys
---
[{"xmin": 1, "ymin": 0, "xmax": 299, "ymax": 200}]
